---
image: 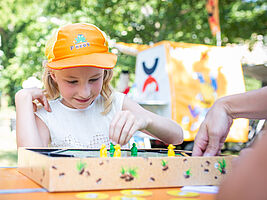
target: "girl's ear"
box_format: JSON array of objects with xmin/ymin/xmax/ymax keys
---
[{"xmin": 49, "ymin": 70, "xmax": 57, "ymax": 82}]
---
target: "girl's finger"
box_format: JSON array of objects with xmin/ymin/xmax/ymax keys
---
[
  {"xmin": 112, "ymin": 112, "xmax": 128, "ymax": 144},
  {"xmin": 33, "ymin": 102, "xmax": 37, "ymax": 112},
  {"xmin": 124, "ymin": 122, "xmax": 139, "ymax": 145},
  {"xmin": 35, "ymin": 98, "xmax": 45, "ymax": 111},
  {"xmin": 41, "ymin": 95, "xmax": 51, "ymax": 112},
  {"xmin": 109, "ymin": 111, "xmax": 123, "ymax": 143},
  {"xmin": 36, "ymin": 94, "xmax": 50, "ymax": 112},
  {"xmin": 119, "ymin": 114, "xmax": 135, "ymax": 145}
]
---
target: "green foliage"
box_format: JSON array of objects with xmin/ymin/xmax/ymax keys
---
[
  {"xmin": 128, "ymin": 168, "xmax": 138, "ymax": 178},
  {"xmin": 161, "ymin": 159, "xmax": 167, "ymax": 167},
  {"xmin": 244, "ymin": 75, "xmax": 262, "ymax": 91},
  {"xmin": 76, "ymin": 160, "xmax": 86, "ymax": 172},
  {"xmin": 217, "ymin": 158, "xmax": 226, "ymax": 173},
  {"xmin": 120, "ymin": 167, "xmax": 126, "ymax": 175},
  {"xmin": 218, "ymin": 158, "xmax": 226, "ymax": 168},
  {"xmin": 0, "ymin": 0, "xmax": 266, "ymax": 105},
  {"xmin": 186, "ymin": 169, "xmax": 192, "ymax": 176},
  {"xmin": 121, "ymin": 167, "xmax": 138, "ymax": 177}
]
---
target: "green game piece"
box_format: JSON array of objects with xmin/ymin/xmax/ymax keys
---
[
  {"xmin": 109, "ymin": 142, "xmax": 115, "ymax": 157},
  {"xmin": 131, "ymin": 143, "xmax": 138, "ymax": 157}
]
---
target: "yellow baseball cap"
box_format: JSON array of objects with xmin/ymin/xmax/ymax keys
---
[{"xmin": 45, "ymin": 23, "xmax": 117, "ymax": 70}]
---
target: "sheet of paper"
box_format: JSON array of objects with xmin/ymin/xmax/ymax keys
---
[{"xmin": 181, "ymin": 185, "xmax": 219, "ymax": 194}]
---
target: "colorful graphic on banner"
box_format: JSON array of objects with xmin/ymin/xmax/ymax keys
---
[
  {"xmin": 135, "ymin": 45, "xmax": 171, "ymax": 105},
  {"xmin": 119, "ymin": 41, "xmax": 248, "ymax": 142},
  {"xmin": 142, "ymin": 58, "xmax": 159, "ymax": 92}
]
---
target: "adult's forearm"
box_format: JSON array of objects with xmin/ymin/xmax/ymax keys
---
[{"xmin": 221, "ymin": 87, "xmax": 267, "ymax": 120}]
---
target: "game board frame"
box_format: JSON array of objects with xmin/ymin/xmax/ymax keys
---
[{"xmin": 18, "ymin": 147, "xmax": 234, "ymax": 192}]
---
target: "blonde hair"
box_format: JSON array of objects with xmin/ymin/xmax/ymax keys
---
[{"xmin": 42, "ymin": 63, "xmax": 114, "ymax": 115}]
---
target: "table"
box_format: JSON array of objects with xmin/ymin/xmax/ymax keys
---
[{"xmin": 0, "ymin": 168, "xmax": 215, "ymax": 200}]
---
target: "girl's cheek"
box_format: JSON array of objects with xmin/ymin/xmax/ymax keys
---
[
  {"xmin": 96, "ymin": 82, "xmax": 103, "ymax": 91},
  {"xmin": 89, "ymin": 82, "xmax": 102, "ymax": 95},
  {"xmin": 59, "ymin": 83, "xmax": 75, "ymax": 96},
  {"xmin": 96, "ymin": 80, "xmax": 104, "ymax": 90}
]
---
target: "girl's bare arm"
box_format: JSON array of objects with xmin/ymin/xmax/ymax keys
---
[
  {"xmin": 109, "ymin": 95, "xmax": 183, "ymax": 145},
  {"xmin": 15, "ymin": 88, "xmax": 50, "ymax": 147}
]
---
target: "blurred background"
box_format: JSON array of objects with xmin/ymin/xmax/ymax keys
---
[{"xmin": 0, "ymin": 0, "xmax": 266, "ymax": 166}]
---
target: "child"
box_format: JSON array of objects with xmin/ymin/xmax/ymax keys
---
[{"xmin": 15, "ymin": 23, "xmax": 183, "ymax": 148}]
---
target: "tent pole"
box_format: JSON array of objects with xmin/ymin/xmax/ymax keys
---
[{"xmin": 216, "ymin": 31, "xmax": 221, "ymax": 46}]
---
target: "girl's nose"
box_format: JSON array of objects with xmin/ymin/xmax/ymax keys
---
[{"xmin": 78, "ymin": 84, "xmax": 90, "ymax": 98}]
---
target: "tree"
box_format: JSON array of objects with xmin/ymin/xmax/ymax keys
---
[{"xmin": 0, "ymin": 0, "xmax": 266, "ymax": 105}]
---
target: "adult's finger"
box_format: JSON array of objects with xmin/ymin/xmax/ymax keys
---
[
  {"xmin": 192, "ymin": 125, "xmax": 208, "ymax": 156},
  {"xmin": 203, "ymin": 134, "xmax": 221, "ymax": 156},
  {"xmin": 192, "ymin": 142, "xmax": 204, "ymax": 156}
]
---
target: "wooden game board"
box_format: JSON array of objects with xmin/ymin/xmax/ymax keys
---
[{"xmin": 18, "ymin": 148, "xmax": 234, "ymax": 192}]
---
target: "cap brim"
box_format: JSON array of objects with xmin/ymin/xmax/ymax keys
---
[{"xmin": 46, "ymin": 52, "xmax": 117, "ymax": 70}]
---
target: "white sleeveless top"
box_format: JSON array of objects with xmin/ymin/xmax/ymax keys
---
[{"xmin": 35, "ymin": 92, "xmax": 125, "ymax": 148}]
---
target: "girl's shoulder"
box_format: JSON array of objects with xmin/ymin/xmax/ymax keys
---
[
  {"xmin": 112, "ymin": 91, "xmax": 126, "ymax": 104},
  {"xmin": 110, "ymin": 91, "xmax": 125, "ymax": 111},
  {"xmin": 113, "ymin": 91, "xmax": 125, "ymax": 100},
  {"xmin": 48, "ymin": 98, "xmax": 61, "ymax": 106},
  {"xmin": 35, "ymin": 99, "xmax": 61, "ymax": 114},
  {"xmin": 47, "ymin": 98, "xmax": 62, "ymax": 111}
]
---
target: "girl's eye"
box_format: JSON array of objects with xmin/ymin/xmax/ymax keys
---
[
  {"xmin": 67, "ymin": 80, "xmax": 78, "ymax": 84},
  {"xmin": 89, "ymin": 78, "xmax": 99, "ymax": 82}
]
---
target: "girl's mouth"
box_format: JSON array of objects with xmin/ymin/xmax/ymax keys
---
[{"xmin": 75, "ymin": 98, "xmax": 90, "ymax": 103}]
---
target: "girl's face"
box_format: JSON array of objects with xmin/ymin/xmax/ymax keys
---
[{"xmin": 50, "ymin": 67, "xmax": 104, "ymax": 109}]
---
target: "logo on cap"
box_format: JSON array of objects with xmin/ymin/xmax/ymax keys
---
[{"xmin": 70, "ymin": 34, "xmax": 90, "ymax": 51}]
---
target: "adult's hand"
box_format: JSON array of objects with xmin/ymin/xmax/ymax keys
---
[{"xmin": 192, "ymin": 100, "xmax": 233, "ymax": 156}]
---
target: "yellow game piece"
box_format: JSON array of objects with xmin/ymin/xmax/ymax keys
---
[
  {"xmin": 168, "ymin": 144, "xmax": 175, "ymax": 157},
  {"xmin": 100, "ymin": 144, "xmax": 107, "ymax": 157},
  {"xmin": 114, "ymin": 144, "xmax": 121, "ymax": 157}
]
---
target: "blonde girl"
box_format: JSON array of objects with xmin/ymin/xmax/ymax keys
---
[{"xmin": 15, "ymin": 23, "xmax": 183, "ymax": 148}]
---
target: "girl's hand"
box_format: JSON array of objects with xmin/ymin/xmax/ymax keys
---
[
  {"xmin": 15, "ymin": 88, "xmax": 51, "ymax": 112},
  {"xmin": 109, "ymin": 110, "xmax": 150, "ymax": 146}
]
